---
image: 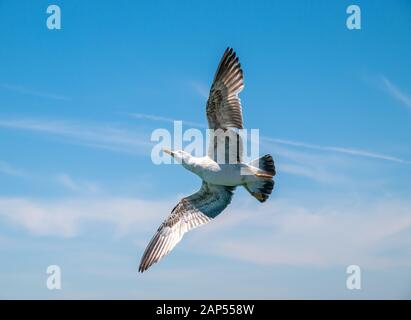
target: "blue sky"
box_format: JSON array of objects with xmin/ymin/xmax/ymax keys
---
[{"xmin": 0, "ymin": 0, "xmax": 411, "ymax": 299}]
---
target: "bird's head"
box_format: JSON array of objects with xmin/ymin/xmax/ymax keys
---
[{"xmin": 162, "ymin": 148, "xmax": 194, "ymax": 168}]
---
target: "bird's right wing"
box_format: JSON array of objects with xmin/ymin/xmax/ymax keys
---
[{"xmin": 138, "ymin": 182, "xmax": 235, "ymax": 272}]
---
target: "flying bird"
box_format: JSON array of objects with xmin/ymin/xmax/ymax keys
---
[{"xmin": 139, "ymin": 48, "xmax": 276, "ymax": 272}]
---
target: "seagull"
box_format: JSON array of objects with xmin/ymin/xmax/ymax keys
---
[{"xmin": 138, "ymin": 48, "xmax": 276, "ymax": 272}]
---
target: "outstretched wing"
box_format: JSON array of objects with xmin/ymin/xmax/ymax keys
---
[
  {"xmin": 138, "ymin": 183, "xmax": 235, "ymax": 272},
  {"xmin": 206, "ymin": 47, "xmax": 244, "ymax": 163},
  {"xmin": 206, "ymin": 47, "xmax": 244, "ymax": 130}
]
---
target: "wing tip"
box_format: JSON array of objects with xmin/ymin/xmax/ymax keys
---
[
  {"xmin": 214, "ymin": 47, "xmax": 243, "ymax": 84},
  {"xmin": 138, "ymin": 261, "xmax": 146, "ymax": 273},
  {"xmin": 138, "ymin": 259, "xmax": 153, "ymax": 273}
]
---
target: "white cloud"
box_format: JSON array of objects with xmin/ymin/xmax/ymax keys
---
[
  {"xmin": 196, "ymin": 198, "xmax": 411, "ymax": 269},
  {"xmin": 0, "ymin": 195, "xmax": 410, "ymax": 270},
  {"xmin": 0, "ymin": 197, "xmax": 171, "ymax": 237}
]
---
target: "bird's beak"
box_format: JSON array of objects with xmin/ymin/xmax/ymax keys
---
[{"xmin": 162, "ymin": 148, "xmax": 174, "ymax": 157}]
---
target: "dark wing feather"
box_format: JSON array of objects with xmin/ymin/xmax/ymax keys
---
[
  {"xmin": 138, "ymin": 183, "xmax": 235, "ymax": 272},
  {"xmin": 206, "ymin": 47, "xmax": 244, "ymax": 130},
  {"xmin": 206, "ymin": 48, "xmax": 244, "ymax": 163}
]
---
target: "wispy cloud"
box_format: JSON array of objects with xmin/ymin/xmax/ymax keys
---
[
  {"xmin": 0, "ymin": 118, "xmax": 152, "ymax": 154},
  {"xmin": 129, "ymin": 112, "xmax": 409, "ymax": 165},
  {"xmin": 0, "ymin": 161, "xmax": 26, "ymax": 177},
  {"xmin": 0, "ymin": 113, "xmax": 408, "ymax": 190},
  {"xmin": 262, "ymin": 137, "xmax": 409, "ymax": 164},
  {"xmin": 55, "ymin": 173, "xmax": 100, "ymax": 194},
  {"xmin": 2, "ymin": 114, "xmax": 406, "ymax": 165},
  {"xmin": 0, "ymin": 84, "xmax": 69, "ymax": 101},
  {"xmin": 1, "ymin": 160, "xmax": 101, "ymax": 193},
  {"xmin": 278, "ymin": 163, "xmax": 348, "ymax": 184},
  {"xmin": 129, "ymin": 112, "xmax": 205, "ymax": 128},
  {"xmin": 381, "ymin": 76, "xmax": 411, "ymax": 110},
  {"xmin": 190, "ymin": 81, "xmax": 210, "ymax": 99}
]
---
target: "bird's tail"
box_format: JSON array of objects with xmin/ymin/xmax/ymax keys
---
[{"xmin": 244, "ymin": 154, "xmax": 275, "ymax": 203}]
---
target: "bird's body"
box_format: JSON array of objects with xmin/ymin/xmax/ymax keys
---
[
  {"xmin": 199, "ymin": 162, "xmax": 251, "ymax": 186},
  {"xmin": 139, "ymin": 48, "xmax": 276, "ymax": 272},
  {"xmin": 183, "ymin": 155, "xmax": 255, "ymax": 186}
]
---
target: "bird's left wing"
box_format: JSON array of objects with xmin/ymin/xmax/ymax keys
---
[
  {"xmin": 206, "ymin": 48, "xmax": 244, "ymax": 163},
  {"xmin": 206, "ymin": 47, "xmax": 244, "ymax": 130},
  {"xmin": 138, "ymin": 182, "xmax": 235, "ymax": 272}
]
